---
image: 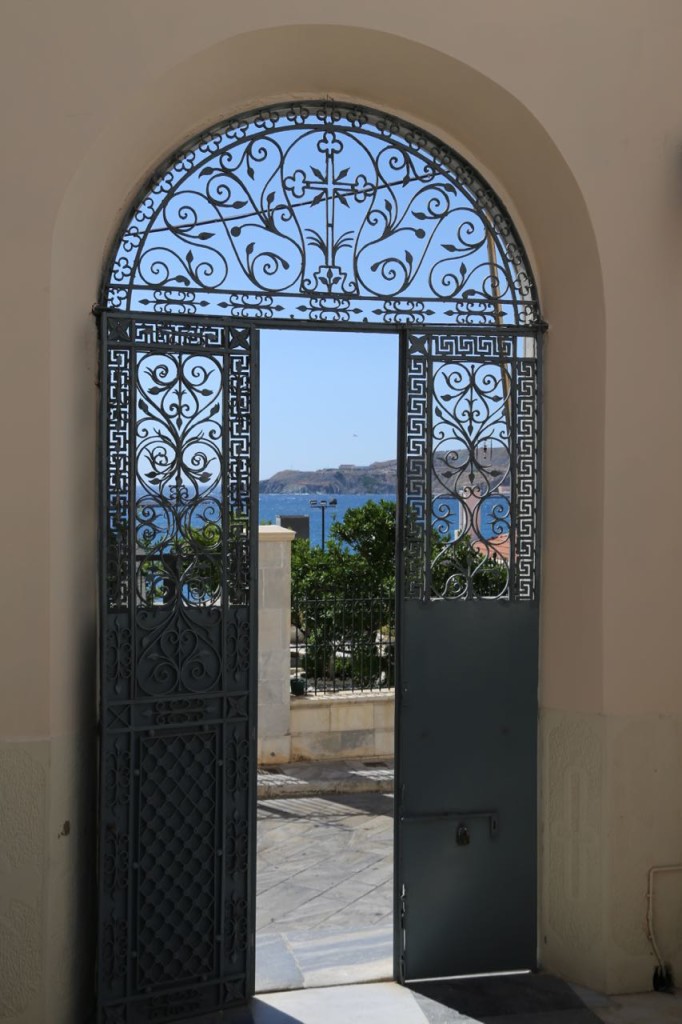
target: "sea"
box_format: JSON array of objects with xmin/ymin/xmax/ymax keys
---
[
  {"xmin": 259, "ymin": 493, "xmax": 393, "ymax": 548},
  {"xmin": 259, "ymin": 492, "xmax": 507, "ymax": 548}
]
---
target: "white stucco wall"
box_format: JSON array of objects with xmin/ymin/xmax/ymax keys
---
[{"xmin": 1, "ymin": 3, "xmax": 682, "ymax": 1018}]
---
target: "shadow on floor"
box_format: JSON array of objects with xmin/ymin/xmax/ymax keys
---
[
  {"xmin": 257, "ymin": 791, "xmax": 395, "ymax": 820},
  {"xmin": 410, "ymin": 974, "xmax": 604, "ymax": 1023},
  {"xmin": 211, "ymin": 983, "xmax": 449, "ymax": 1024},
  {"xmin": 190, "ymin": 1004, "xmax": 303, "ymax": 1024},
  {"xmin": 257, "ymin": 791, "xmax": 394, "ymax": 992},
  {"xmin": 314, "ymin": 791, "xmax": 395, "ymax": 817}
]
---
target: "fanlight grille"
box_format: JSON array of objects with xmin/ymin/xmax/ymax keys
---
[{"xmin": 105, "ymin": 101, "xmax": 539, "ymax": 328}]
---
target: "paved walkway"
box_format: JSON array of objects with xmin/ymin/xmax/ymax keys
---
[
  {"xmin": 256, "ymin": 791, "xmax": 394, "ymax": 991},
  {"xmin": 207, "ymin": 981, "xmax": 682, "ymax": 1024},
  {"xmin": 251, "ymin": 761, "xmax": 681, "ymax": 1023},
  {"xmin": 257, "ymin": 758, "xmax": 394, "ymax": 800}
]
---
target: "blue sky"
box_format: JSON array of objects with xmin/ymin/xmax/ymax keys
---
[{"xmin": 259, "ymin": 329, "xmax": 398, "ymax": 479}]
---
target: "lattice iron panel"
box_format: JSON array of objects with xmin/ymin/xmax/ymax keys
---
[
  {"xmin": 98, "ymin": 312, "xmax": 256, "ymax": 1022},
  {"xmin": 104, "ymin": 102, "xmax": 540, "ymax": 328},
  {"xmin": 401, "ymin": 331, "xmax": 540, "ymax": 601}
]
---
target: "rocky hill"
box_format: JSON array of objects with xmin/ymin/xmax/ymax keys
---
[
  {"xmin": 259, "ymin": 449, "xmax": 510, "ymax": 494},
  {"xmin": 259, "ymin": 460, "xmax": 397, "ymax": 494}
]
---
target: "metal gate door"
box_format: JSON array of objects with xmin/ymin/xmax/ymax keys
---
[
  {"xmin": 396, "ymin": 328, "xmax": 541, "ymax": 982},
  {"xmin": 98, "ymin": 312, "xmax": 258, "ymax": 1022}
]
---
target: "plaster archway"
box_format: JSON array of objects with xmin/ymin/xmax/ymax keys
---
[{"xmin": 47, "ymin": 23, "xmax": 606, "ymax": 1010}]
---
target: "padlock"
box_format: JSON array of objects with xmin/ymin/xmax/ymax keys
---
[{"xmin": 456, "ymin": 823, "xmax": 471, "ymax": 846}]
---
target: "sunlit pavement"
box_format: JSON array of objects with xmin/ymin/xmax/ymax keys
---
[
  {"xmin": 201, "ymin": 981, "xmax": 681, "ymax": 1024},
  {"xmin": 252, "ymin": 788, "xmax": 682, "ymax": 1022},
  {"xmin": 256, "ymin": 792, "xmax": 394, "ymax": 992}
]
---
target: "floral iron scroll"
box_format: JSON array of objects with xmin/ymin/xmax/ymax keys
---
[
  {"xmin": 106, "ymin": 102, "xmax": 539, "ymax": 327},
  {"xmin": 402, "ymin": 332, "xmax": 539, "ymax": 602}
]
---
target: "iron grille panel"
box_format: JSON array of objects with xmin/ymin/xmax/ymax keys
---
[
  {"xmin": 513, "ymin": 357, "xmax": 539, "ymax": 600},
  {"xmin": 290, "ymin": 594, "xmax": 395, "ymax": 694},
  {"xmin": 136, "ymin": 730, "xmax": 218, "ymax": 988},
  {"xmin": 98, "ymin": 312, "xmax": 256, "ymax": 1022},
  {"xmin": 104, "ymin": 102, "xmax": 540, "ymax": 328},
  {"xmin": 226, "ymin": 328, "xmax": 252, "ymax": 606},
  {"xmin": 401, "ymin": 331, "xmax": 540, "ymax": 602},
  {"xmin": 106, "ymin": 349, "xmax": 131, "ymax": 611}
]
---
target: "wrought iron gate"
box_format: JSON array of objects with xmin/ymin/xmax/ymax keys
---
[
  {"xmin": 396, "ymin": 327, "xmax": 541, "ymax": 981},
  {"xmin": 97, "ymin": 312, "xmax": 258, "ymax": 1022}
]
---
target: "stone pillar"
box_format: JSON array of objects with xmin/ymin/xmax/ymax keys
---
[{"xmin": 257, "ymin": 526, "xmax": 295, "ymax": 764}]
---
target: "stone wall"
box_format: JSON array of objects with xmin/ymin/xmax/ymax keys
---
[
  {"xmin": 290, "ymin": 693, "xmax": 394, "ymax": 762},
  {"xmin": 257, "ymin": 526, "xmax": 295, "ymax": 765},
  {"xmin": 256, "ymin": 525, "xmax": 395, "ymax": 765}
]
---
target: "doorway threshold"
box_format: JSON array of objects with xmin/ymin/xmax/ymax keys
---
[
  {"xmin": 169, "ymin": 979, "xmax": 682, "ymax": 1024},
  {"xmin": 256, "ymin": 790, "xmax": 394, "ymax": 993},
  {"xmin": 189, "ymin": 981, "xmax": 474, "ymax": 1023},
  {"xmin": 256, "ymin": 923, "xmax": 392, "ymax": 993}
]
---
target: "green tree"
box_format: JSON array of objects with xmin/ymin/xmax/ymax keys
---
[
  {"xmin": 328, "ymin": 499, "xmax": 397, "ymax": 591},
  {"xmin": 291, "ymin": 502, "xmax": 397, "ymax": 690}
]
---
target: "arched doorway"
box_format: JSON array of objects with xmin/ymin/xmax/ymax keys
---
[{"xmin": 97, "ymin": 100, "xmax": 542, "ymax": 1020}]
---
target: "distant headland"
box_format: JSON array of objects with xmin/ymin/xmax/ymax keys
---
[
  {"xmin": 259, "ymin": 449, "xmax": 509, "ymax": 495},
  {"xmin": 259, "ymin": 460, "xmax": 397, "ymax": 495}
]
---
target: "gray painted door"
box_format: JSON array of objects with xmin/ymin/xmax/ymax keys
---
[
  {"xmin": 98, "ymin": 312, "xmax": 258, "ymax": 1022},
  {"xmin": 396, "ymin": 328, "xmax": 541, "ymax": 981}
]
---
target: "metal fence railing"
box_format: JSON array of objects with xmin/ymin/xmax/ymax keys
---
[{"xmin": 290, "ymin": 594, "xmax": 395, "ymax": 695}]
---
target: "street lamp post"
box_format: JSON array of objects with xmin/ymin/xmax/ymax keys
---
[{"xmin": 309, "ymin": 498, "xmax": 338, "ymax": 552}]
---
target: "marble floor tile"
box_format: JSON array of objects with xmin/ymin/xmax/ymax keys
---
[
  {"xmin": 592, "ymin": 991, "xmax": 682, "ymax": 1023},
  {"xmin": 256, "ymin": 792, "xmax": 394, "ymax": 991},
  {"xmin": 253, "ymin": 982, "xmax": 433, "ymax": 1024}
]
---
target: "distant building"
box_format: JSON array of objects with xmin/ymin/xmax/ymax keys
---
[{"xmin": 276, "ymin": 514, "xmax": 310, "ymax": 540}]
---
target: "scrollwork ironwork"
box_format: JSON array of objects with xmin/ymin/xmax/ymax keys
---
[
  {"xmin": 98, "ymin": 100, "xmax": 542, "ymax": 1013},
  {"xmin": 102, "ymin": 1004, "xmax": 127, "ymax": 1023},
  {"xmin": 403, "ymin": 339, "xmax": 429, "ymax": 599},
  {"xmin": 105, "ymin": 102, "xmax": 539, "ymax": 327},
  {"xmin": 99, "ymin": 313, "xmax": 256, "ymax": 1018},
  {"xmin": 226, "ymin": 733, "xmax": 250, "ymax": 794},
  {"xmin": 513, "ymin": 357, "xmax": 539, "ymax": 599},
  {"xmin": 105, "ymin": 621, "xmax": 133, "ymax": 698},
  {"xmin": 104, "ymin": 741, "xmax": 131, "ymax": 808},
  {"xmin": 106, "ymin": 349, "xmax": 130, "ymax": 610},
  {"xmin": 224, "ymin": 610, "xmax": 250, "ymax": 683},
  {"xmin": 430, "ymin": 357, "xmax": 512, "ymax": 600},
  {"xmin": 402, "ymin": 331, "xmax": 538, "ymax": 601},
  {"xmin": 135, "ymin": 605, "xmax": 222, "ymax": 695},
  {"xmin": 226, "ymin": 895, "xmax": 248, "ymax": 964},
  {"xmin": 103, "ymin": 827, "xmax": 129, "ymax": 894},
  {"xmin": 225, "ymin": 814, "xmax": 249, "ymax": 872},
  {"xmin": 151, "ymin": 697, "xmax": 206, "ymax": 724},
  {"xmin": 134, "ymin": 349, "xmax": 224, "ymax": 609},
  {"xmin": 102, "ymin": 920, "xmax": 129, "ymax": 985},
  {"xmin": 226, "ymin": 327, "xmax": 252, "ymax": 606},
  {"xmin": 146, "ymin": 990, "xmax": 201, "ymax": 1021}
]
